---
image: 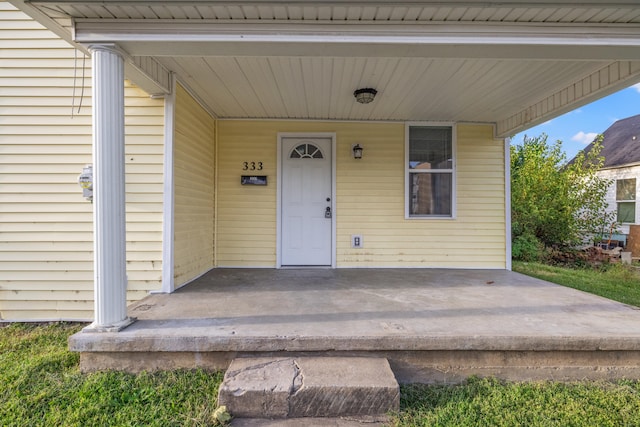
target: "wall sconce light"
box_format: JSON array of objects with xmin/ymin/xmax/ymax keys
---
[
  {"xmin": 352, "ymin": 144, "xmax": 363, "ymax": 159},
  {"xmin": 353, "ymin": 88, "xmax": 377, "ymax": 104}
]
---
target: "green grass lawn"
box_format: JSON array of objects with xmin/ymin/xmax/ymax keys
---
[
  {"xmin": 513, "ymin": 261, "xmax": 640, "ymax": 308},
  {"xmin": 2, "ymin": 322, "xmax": 640, "ymax": 426},
  {"xmin": 396, "ymin": 378, "xmax": 640, "ymax": 426},
  {"xmin": 0, "ymin": 323, "xmax": 223, "ymax": 426}
]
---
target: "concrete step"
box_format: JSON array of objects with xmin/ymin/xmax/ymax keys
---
[
  {"xmin": 218, "ymin": 357, "xmax": 399, "ymax": 419},
  {"xmin": 230, "ymin": 416, "xmax": 390, "ymax": 426}
]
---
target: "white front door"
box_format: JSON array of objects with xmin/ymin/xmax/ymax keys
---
[{"xmin": 281, "ymin": 137, "xmax": 333, "ymax": 266}]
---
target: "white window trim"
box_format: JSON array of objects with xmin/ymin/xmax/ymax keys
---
[
  {"xmin": 404, "ymin": 122, "xmax": 457, "ymax": 220},
  {"xmin": 616, "ymin": 201, "xmax": 636, "ymax": 224},
  {"xmin": 616, "ymin": 178, "xmax": 636, "ymax": 224}
]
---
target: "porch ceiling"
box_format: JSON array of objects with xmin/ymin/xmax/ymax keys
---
[{"xmin": 11, "ymin": 0, "xmax": 640, "ymax": 136}]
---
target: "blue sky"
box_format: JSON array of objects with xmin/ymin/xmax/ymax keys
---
[{"xmin": 511, "ymin": 82, "xmax": 640, "ymax": 161}]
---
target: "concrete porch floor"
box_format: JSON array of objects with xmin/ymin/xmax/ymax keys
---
[{"xmin": 70, "ymin": 268, "xmax": 640, "ymax": 383}]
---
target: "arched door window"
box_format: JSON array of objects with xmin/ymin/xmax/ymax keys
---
[{"xmin": 289, "ymin": 143, "xmax": 324, "ymax": 159}]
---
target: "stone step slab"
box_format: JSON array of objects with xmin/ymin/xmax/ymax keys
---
[{"xmin": 218, "ymin": 357, "xmax": 399, "ymax": 419}]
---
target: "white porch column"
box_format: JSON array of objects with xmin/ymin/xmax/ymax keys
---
[{"xmin": 87, "ymin": 44, "xmax": 132, "ymax": 331}]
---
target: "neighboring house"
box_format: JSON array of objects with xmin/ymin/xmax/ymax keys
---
[
  {"xmin": 583, "ymin": 114, "xmax": 640, "ymax": 239},
  {"xmin": 1, "ymin": 1, "xmax": 640, "ymax": 327}
]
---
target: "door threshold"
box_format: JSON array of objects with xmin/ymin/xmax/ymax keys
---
[{"xmin": 279, "ymin": 265, "xmax": 333, "ymax": 269}]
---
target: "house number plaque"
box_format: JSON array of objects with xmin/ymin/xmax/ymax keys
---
[
  {"xmin": 241, "ymin": 162, "xmax": 266, "ymax": 185},
  {"xmin": 242, "ymin": 161, "xmax": 263, "ymax": 171}
]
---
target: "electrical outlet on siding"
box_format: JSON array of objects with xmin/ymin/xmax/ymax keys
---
[{"xmin": 352, "ymin": 235, "xmax": 363, "ymax": 249}]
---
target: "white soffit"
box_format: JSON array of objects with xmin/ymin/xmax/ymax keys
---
[
  {"xmin": 22, "ymin": 1, "xmax": 640, "ymax": 25},
  {"xmin": 73, "ymin": 20, "xmax": 640, "ymax": 61},
  {"xmin": 13, "ymin": 0, "xmax": 640, "ymax": 136}
]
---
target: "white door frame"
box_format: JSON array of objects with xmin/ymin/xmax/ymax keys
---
[{"xmin": 277, "ymin": 132, "xmax": 337, "ymax": 268}]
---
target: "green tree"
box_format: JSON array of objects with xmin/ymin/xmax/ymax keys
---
[{"xmin": 510, "ymin": 134, "xmax": 613, "ymax": 261}]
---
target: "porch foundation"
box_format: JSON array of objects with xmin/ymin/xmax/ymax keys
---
[
  {"xmin": 77, "ymin": 349, "xmax": 640, "ymax": 384},
  {"xmin": 70, "ymin": 268, "xmax": 640, "ymax": 383}
]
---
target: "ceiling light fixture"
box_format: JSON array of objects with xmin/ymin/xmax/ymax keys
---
[{"xmin": 353, "ymin": 88, "xmax": 377, "ymax": 104}]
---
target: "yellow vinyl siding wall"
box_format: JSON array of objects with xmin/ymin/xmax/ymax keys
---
[
  {"xmin": 343, "ymin": 123, "xmax": 505, "ymax": 267},
  {"xmin": 217, "ymin": 121, "xmax": 280, "ymax": 266},
  {"xmin": 454, "ymin": 125, "xmax": 507, "ymax": 266},
  {"xmin": 172, "ymin": 83, "xmax": 215, "ymax": 287},
  {"xmin": 217, "ymin": 121, "xmax": 506, "ymax": 268},
  {"xmin": 122, "ymin": 86, "xmax": 165, "ymax": 296},
  {"xmin": 0, "ymin": 3, "xmax": 164, "ymax": 321}
]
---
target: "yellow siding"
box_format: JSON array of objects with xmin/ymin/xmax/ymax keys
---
[
  {"xmin": 173, "ymin": 84, "xmax": 216, "ymax": 287},
  {"xmin": 0, "ymin": 3, "xmax": 165, "ymax": 321},
  {"xmin": 217, "ymin": 121, "xmax": 506, "ymax": 268},
  {"xmin": 216, "ymin": 121, "xmax": 280, "ymax": 266}
]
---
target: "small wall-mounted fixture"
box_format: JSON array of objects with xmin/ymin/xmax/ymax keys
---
[
  {"xmin": 77, "ymin": 164, "xmax": 93, "ymax": 203},
  {"xmin": 352, "ymin": 144, "xmax": 363, "ymax": 159},
  {"xmin": 353, "ymin": 88, "xmax": 377, "ymax": 104}
]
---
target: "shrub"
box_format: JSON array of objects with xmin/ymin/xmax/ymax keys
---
[
  {"xmin": 512, "ymin": 232, "xmax": 544, "ymax": 261},
  {"xmin": 511, "ymin": 134, "xmax": 613, "ymax": 254}
]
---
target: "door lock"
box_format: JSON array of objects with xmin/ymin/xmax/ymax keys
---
[{"xmin": 325, "ymin": 206, "xmax": 332, "ymax": 218}]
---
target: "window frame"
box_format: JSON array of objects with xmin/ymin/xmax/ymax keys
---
[
  {"xmin": 289, "ymin": 143, "xmax": 324, "ymax": 159},
  {"xmin": 616, "ymin": 178, "xmax": 636, "ymax": 224},
  {"xmin": 404, "ymin": 122, "xmax": 456, "ymax": 219}
]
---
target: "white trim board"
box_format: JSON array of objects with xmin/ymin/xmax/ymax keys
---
[{"xmin": 161, "ymin": 73, "xmax": 177, "ymax": 293}]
